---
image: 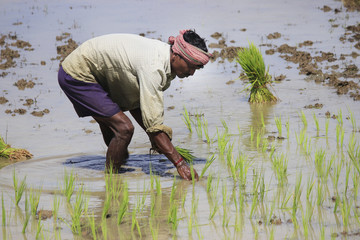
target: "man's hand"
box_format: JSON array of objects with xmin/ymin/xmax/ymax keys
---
[{"xmin": 176, "ymin": 161, "xmax": 199, "ymax": 181}]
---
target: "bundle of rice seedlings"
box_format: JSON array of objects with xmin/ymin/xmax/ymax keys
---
[
  {"xmin": 175, "ymin": 146, "xmax": 196, "ymax": 164},
  {"xmin": 0, "ymin": 137, "xmax": 32, "ymax": 161},
  {"xmin": 236, "ymin": 42, "xmax": 277, "ymax": 103}
]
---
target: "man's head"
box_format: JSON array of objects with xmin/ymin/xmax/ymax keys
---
[{"xmin": 169, "ymin": 30, "xmax": 211, "ymax": 78}]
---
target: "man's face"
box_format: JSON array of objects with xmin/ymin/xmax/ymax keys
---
[{"xmin": 172, "ymin": 54, "xmax": 202, "ymax": 79}]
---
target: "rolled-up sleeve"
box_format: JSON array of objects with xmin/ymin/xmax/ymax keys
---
[{"xmin": 137, "ymin": 66, "xmax": 173, "ymax": 139}]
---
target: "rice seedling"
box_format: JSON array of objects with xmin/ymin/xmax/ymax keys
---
[
  {"xmin": 348, "ymin": 109, "xmax": 357, "ymax": 131},
  {"xmin": 201, "ymin": 116, "xmax": 211, "ymax": 143},
  {"xmin": 101, "ymin": 219, "xmax": 108, "ymax": 240},
  {"xmin": 262, "ymin": 138, "xmax": 269, "ymax": 153},
  {"xmin": 353, "ymin": 170, "xmax": 359, "ymax": 200},
  {"xmin": 0, "ymin": 136, "xmax": 32, "ymax": 160},
  {"xmin": 155, "ymin": 176, "xmax": 162, "ymax": 196},
  {"xmin": 340, "ymin": 196, "xmax": 352, "ymax": 233},
  {"xmin": 29, "ymin": 187, "xmax": 41, "ymax": 216},
  {"xmin": 175, "ymin": 146, "xmax": 196, "ymax": 164},
  {"xmin": 217, "ymin": 128, "xmax": 229, "ymax": 158},
  {"xmin": 117, "ymin": 181, "xmax": 128, "ymax": 224},
  {"xmin": 314, "ymin": 149, "xmax": 326, "ymax": 179},
  {"xmin": 306, "ymin": 174, "xmax": 315, "ymax": 200},
  {"xmin": 194, "ymin": 113, "xmax": 203, "ymax": 139},
  {"xmin": 182, "ymin": 106, "xmax": 192, "ymax": 133},
  {"xmin": 13, "ymin": 169, "xmax": 26, "ymax": 206},
  {"xmin": 292, "ymin": 173, "xmax": 302, "ymax": 227},
  {"xmin": 149, "ymin": 218, "xmax": 159, "ymax": 239},
  {"xmin": 70, "ymin": 185, "xmax": 86, "ymax": 235},
  {"xmin": 209, "ymin": 199, "xmax": 219, "ymax": 220},
  {"xmin": 102, "ymin": 194, "xmax": 111, "ymax": 221},
  {"xmin": 22, "ymin": 193, "xmax": 30, "ymax": 234},
  {"xmin": 316, "ymin": 182, "xmax": 325, "ymax": 206},
  {"xmin": 299, "ymin": 110, "xmax": 307, "ymax": 128},
  {"xmin": 236, "ymin": 42, "xmax": 277, "ymax": 103},
  {"xmin": 206, "ymin": 173, "xmax": 213, "ymax": 192},
  {"xmin": 200, "ymin": 154, "xmax": 216, "ymax": 179},
  {"xmin": 313, "ymin": 112, "xmax": 320, "ymax": 136},
  {"xmin": 62, "ymin": 169, "xmax": 75, "ymax": 203},
  {"xmin": 337, "ymin": 109, "xmax": 343, "ymax": 126},
  {"xmin": 36, "ymin": 211, "xmax": 43, "ymax": 239},
  {"xmin": 168, "ymin": 201, "xmax": 179, "ymax": 231},
  {"xmin": 1, "ymin": 193, "xmax": 5, "ymax": 228},
  {"xmin": 275, "ymin": 115, "xmax": 282, "ymax": 137},
  {"xmin": 270, "ymin": 153, "xmax": 288, "ymax": 185},
  {"xmin": 88, "ymin": 211, "xmax": 97, "ymax": 240},
  {"xmin": 221, "ymin": 183, "xmax": 230, "ymax": 226},
  {"xmin": 237, "ymin": 153, "xmax": 251, "ymax": 187},
  {"xmin": 221, "ymin": 119, "xmax": 229, "ymax": 133},
  {"xmin": 345, "ymin": 163, "xmax": 351, "ymax": 195},
  {"xmin": 53, "ymin": 194, "xmax": 60, "ymax": 223}
]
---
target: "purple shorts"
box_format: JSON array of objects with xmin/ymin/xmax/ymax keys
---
[{"xmin": 58, "ymin": 66, "xmax": 121, "ymax": 118}]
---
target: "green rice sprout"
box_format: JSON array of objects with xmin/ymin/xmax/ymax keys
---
[
  {"xmin": 101, "ymin": 219, "xmax": 108, "ymax": 240},
  {"xmin": 117, "ymin": 181, "xmax": 128, "ymax": 225},
  {"xmin": 275, "ymin": 115, "xmax": 282, "ymax": 137},
  {"xmin": 313, "ymin": 112, "xmax": 320, "ymax": 136},
  {"xmin": 70, "ymin": 185, "xmax": 86, "ymax": 235},
  {"xmin": 299, "ymin": 110, "xmax": 308, "ymax": 128},
  {"xmin": 175, "ymin": 146, "xmax": 196, "ymax": 164},
  {"xmin": 63, "ymin": 169, "xmax": 76, "ymax": 202},
  {"xmin": 348, "ymin": 109, "xmax": 357, "ymax": 131},
  {"xmin": 337, "ymin": 109, "xmax": 343, "ymax": 126},
  {"xmin": 167, "ymin": 201, "xmax": 179, "ymax": 231},
  {"xmin": 36, "ymin": 211, "xmax": 43, "ymax": 239},
  {"xmin": 209, "ymin": 199, "xmax": 219, "ymax": 220},
  {"xmin": 53, "ymin": 194, "xmax": 60, "ymax": 223},
  {"xmin": 206, "ymin": 173, "xmax": 213, "ymax": 193},
  {"xmin": 217, "ymin": 129, "xmax": 229, "ymax": 158},
  {"xmin": 202, "ymin": 116, "xmax": 211, "ymax": 144},
  {"xmin": 200, "ymin": 154, "xmax": 216, "ymax": 179},
  {"xmin": 88, "ymin": 211, "xmax": 97, "ymax": 240},
  {"xmin": 13, "ymin": 169, "xmax": 26, "ymax": 206},
  {"xmin": 149, "ymin": 218, "xmax": 159, "ymax": 239},
  {"xmin": 1, "ymin": 193, "xmax": 5, "ymax": 227},
  {"xmin": 102, "ymin": 195, "xmax": 111, "ymax": 221},
  {"xmin": 29, "ymin": 187, "xmax": 41, "ymax": 216},
  {"xmin": 182, "ymin": 106, "xmax": 192, "ymax": 133},
  {"xmin": 194, "ymin": 113, "xmax": 203, "ymax": 139},
  {"xmin": 236, "ymin": 42, "xmax": 277, "ymax": 103},
  {"xmin": 22, "ymin": 193, "xmax": 30, "ymax": 234},
  {"xmin": 155, "ymin": 176, "xmax": 162, "ymax": 196},
  {"xmin": 270, "ymin": 153, "xmax": 288, "ymax": 185}
]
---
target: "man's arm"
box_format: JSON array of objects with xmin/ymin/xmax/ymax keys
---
[{"xmin": 129, "ymin": 108, "xmax": 198, "ymax": 181}]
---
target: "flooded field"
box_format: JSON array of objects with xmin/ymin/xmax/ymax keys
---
[{"xmin": 0, "ymin": 0, "xmax": 360, "ymax": 239}]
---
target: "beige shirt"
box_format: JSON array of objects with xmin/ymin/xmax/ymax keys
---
[{"xmin": 61, "ymin": 34, "xmax": 175, "ymax": 136}]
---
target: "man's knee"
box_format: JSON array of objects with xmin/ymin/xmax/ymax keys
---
[{"xmin": 114, "ymin": 121, "xmax": 134, "ymax": 141}]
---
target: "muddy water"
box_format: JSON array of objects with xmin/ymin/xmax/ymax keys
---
[{"xmin": 1, "ymin": 0, "xmax": 360, "ymax": 239}]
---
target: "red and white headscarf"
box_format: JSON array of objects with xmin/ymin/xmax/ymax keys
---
[{"xmin": 168, "ymin": 30, "xmax": 212, "ymax": 66}]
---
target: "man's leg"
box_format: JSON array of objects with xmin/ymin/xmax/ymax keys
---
[{"xmin": 93, "ymin": 111, "xmax": 134, "ymax": 171}]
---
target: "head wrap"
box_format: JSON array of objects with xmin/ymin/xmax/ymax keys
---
[{"xmin": 168, "ymin": 30, "xmax": 212, "ymax": 66}]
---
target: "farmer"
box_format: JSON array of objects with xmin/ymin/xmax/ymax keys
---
[{"xmin": 58, "ymin": 30, "xmax": 211, "ymax": 181}]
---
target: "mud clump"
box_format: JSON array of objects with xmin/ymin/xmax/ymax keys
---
[
  {"xmin": 31, "ymin": 109, "xmax": 50, "ymax": 117},
  {"xmin": 0, "ymin": 33, "xmax": 33, "ymax": 70},
  {"xmin": 56, "ymin": 32, "xmax": 78, "ymax": 63},
  {"xmin": 0, "ymin": 97, "xmax": 8, "ymax": 104},
  {"xmin": 14, "ymin": 79, "xmax": 35, "ymax": 90},
  {"xmin": 267, "ymin": 32, "xmax": 281, "ymax": 39},
  {"xmin": 342, "ymin": 0, "xmax": 360, "ymax": 11}
]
